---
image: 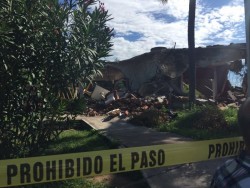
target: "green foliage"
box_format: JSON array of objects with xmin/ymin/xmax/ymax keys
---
[
  {"xmin": 20, "ymin": 124, "xmax": 145, "ymax": 188},
  {"xmin": 129, "ymin": 110, "xmax": 169, "ymax": 128},
  {"xmin": 21, "ymin": 124, "xmax": 116, "ymax": 188},
  {"xmin": 0, "ymin": 0, "xmax": 113, "ymax": 159},
  {"xmin": 65, "ymin": 98, "xmax": 87, "ymax": 115},
  {"xmin": 222, "ymin": 107, "xmax": 238, "ymax": 126},
  {"xmin": 182, "ymin": 83, "xmax": 204, "ymax": 98},
  {"xmin": 158, "ymin": 105, "xmax": 240, "ymax": 140},
  {"xmin": 166, "ymin": 105, "xmax": 227, "ymax": 129},
  {"xmin": 44, "ymin": 129, "xmax": 118, "ymax": 155},
  {"xmin": 189, "ymin": 105, "xmax": 227, "ymax": 130}
]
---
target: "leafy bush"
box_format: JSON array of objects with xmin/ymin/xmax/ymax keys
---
[
  {"xmin": 222, "ymin": 107, "xmax": 238, "ymax": 126},
  {"xmin": 164, "ymin": 105, "xmax": 226, "ymax": 130},
  {"xmin": 0, "ymin": 0, "xmax": 113, "ymax": 159},
  {"xmin": 191, "ymin": 105, "xmax": 227, "ymax": 130},
  {"xmin": 129, "ymin": 110, "xmax": 169, "ymax": 128},
  {"xmin": 159, "ymin": 105, "xmax": 240, "ymax": 140}
]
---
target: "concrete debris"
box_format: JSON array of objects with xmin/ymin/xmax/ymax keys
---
[
  {"xmin": 83, "ymin": 82, "xmax": 246, "ymax": 121},
  {"xmin": 91, "ymin": 85, "xmax": 110, "ymax": 100},
  {"xmin": 157, "ymin": 96, "xmax": 166, "ymax": 103},
  {"xmin": 106, "ymin": 108, "xmax": 121, "ymax": 117},
  {"xmin": 104, "ymin": 92, "xmax": 115, "ymax": 105},
  {"xmin": 87, "ymin": 108, "xmax": 98, "ymax": 117},
  {"xmin": 85, "ymin": 93, "xmax": 172, "ymax": 119}
]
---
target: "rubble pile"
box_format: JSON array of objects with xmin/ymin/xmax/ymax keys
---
[
  {"xmin": 83, "ymin": 84, "xmax": 246, "ymax": 121},
  {"xmin": 85, "ymin": 94, "xmax": 171, "ymax": 118},
  {"xmin": 216, "ymin": 86, "xmax": 246, "ymax": 110}
]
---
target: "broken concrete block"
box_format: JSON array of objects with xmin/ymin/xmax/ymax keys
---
[{"xmin": 90, "ymin": 85, "xmax": 110, "ymax": 100}]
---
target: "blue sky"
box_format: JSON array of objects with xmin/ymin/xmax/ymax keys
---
[{"xmin": 101, "ymin": 0, "xmax": 245, "ymax": 61}]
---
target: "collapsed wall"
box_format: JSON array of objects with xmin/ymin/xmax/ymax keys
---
[{"xmin": 95, "ymin": 43, "xmax": 246, "ymax": 98}]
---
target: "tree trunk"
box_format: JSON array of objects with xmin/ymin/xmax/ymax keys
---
[
  {"xmin": 244, "ymin": 0, "xmax": 250, "ymax": 97},
  {"xmin": 188, "ymin": 0, "xmax": 196, "ymax": 107}
]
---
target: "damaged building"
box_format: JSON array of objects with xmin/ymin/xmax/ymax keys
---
[{"xmin": 93, "ymin": 43, "xmax": 246, "ymax": 101}]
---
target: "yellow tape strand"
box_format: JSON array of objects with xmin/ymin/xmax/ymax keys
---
[{"xmin": 0, "ymin": 137, "xmax": 244, "ymax": 187}]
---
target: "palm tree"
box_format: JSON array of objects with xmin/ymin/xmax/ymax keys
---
[
  {"xmin": 244, "ymin": 0, "xmax": 250, "ymax": 97},
  {"xmin": 188, "ymin": 0, "xmax": 196, "ymax": 106},
  {"xmin": 159, "ymin": 0, "xmax": 196, "ymax": 106}
]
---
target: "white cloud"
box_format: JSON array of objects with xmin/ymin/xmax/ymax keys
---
[
  {"xmin": 101, "ymin": 0, "xmax": 245, "ymax": 61},
  {"xmin": 218, "ymin": 6, "xmax": 244, "ymax": 22},
  {"xmin": 162, "ymin": 0, "xmax": 189, "ymax": 19},
  {"xmin": 196, "ymin": 1, "xmax": 245, "ymax": 46}
]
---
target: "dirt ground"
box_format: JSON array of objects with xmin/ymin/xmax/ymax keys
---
[{"xmin": 88, "ymin": 171, "xmax": 150, "ymax": 188}]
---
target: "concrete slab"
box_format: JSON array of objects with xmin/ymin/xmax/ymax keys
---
[{"xmin": 77, "ymin": 115, "xmax": 229, "ymax": 188}]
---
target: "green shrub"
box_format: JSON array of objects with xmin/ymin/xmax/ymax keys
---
[
  {"xmin": 159, "ymin": 105, "xmax": 240, "ymax": 140},
  {"xmin": 0, "ymin": 0, "xmax": 113, "ymax": 159},
  {"xmin": 129, "ymin": 110, "xmax": 169, "ymax": 128},
  {"xmin": 222, "ymin": 107, "xmax": 238, "ymax": 126},
  {"xmin": 167, "ymin": 105, "xmax": 227, "ymax": 130}
]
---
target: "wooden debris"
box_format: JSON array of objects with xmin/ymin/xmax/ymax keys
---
[
  {"xmin": 227, "ymin": 90, "xmax": 237, "ymax": 101},
  {"xmin": 107, "ymin": 108, "xmax": 121, "ymax": 117}
]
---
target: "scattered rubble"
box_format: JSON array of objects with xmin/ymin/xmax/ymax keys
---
[
  {"xmin": 216, "ymin": 86, "xmax": 246, "ymax": 110},
  {"xmin": 83, "ymin": 84, "xmax": 173, "ymax": 119},
  {"xmin": 82, "ymin": 83, "xmax": 246, "ymax": 122}
]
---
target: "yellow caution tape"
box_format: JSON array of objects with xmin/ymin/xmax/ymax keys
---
[{"xmin": 0, "ymin": 137, "xmax": 244, "ymax": 187}]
